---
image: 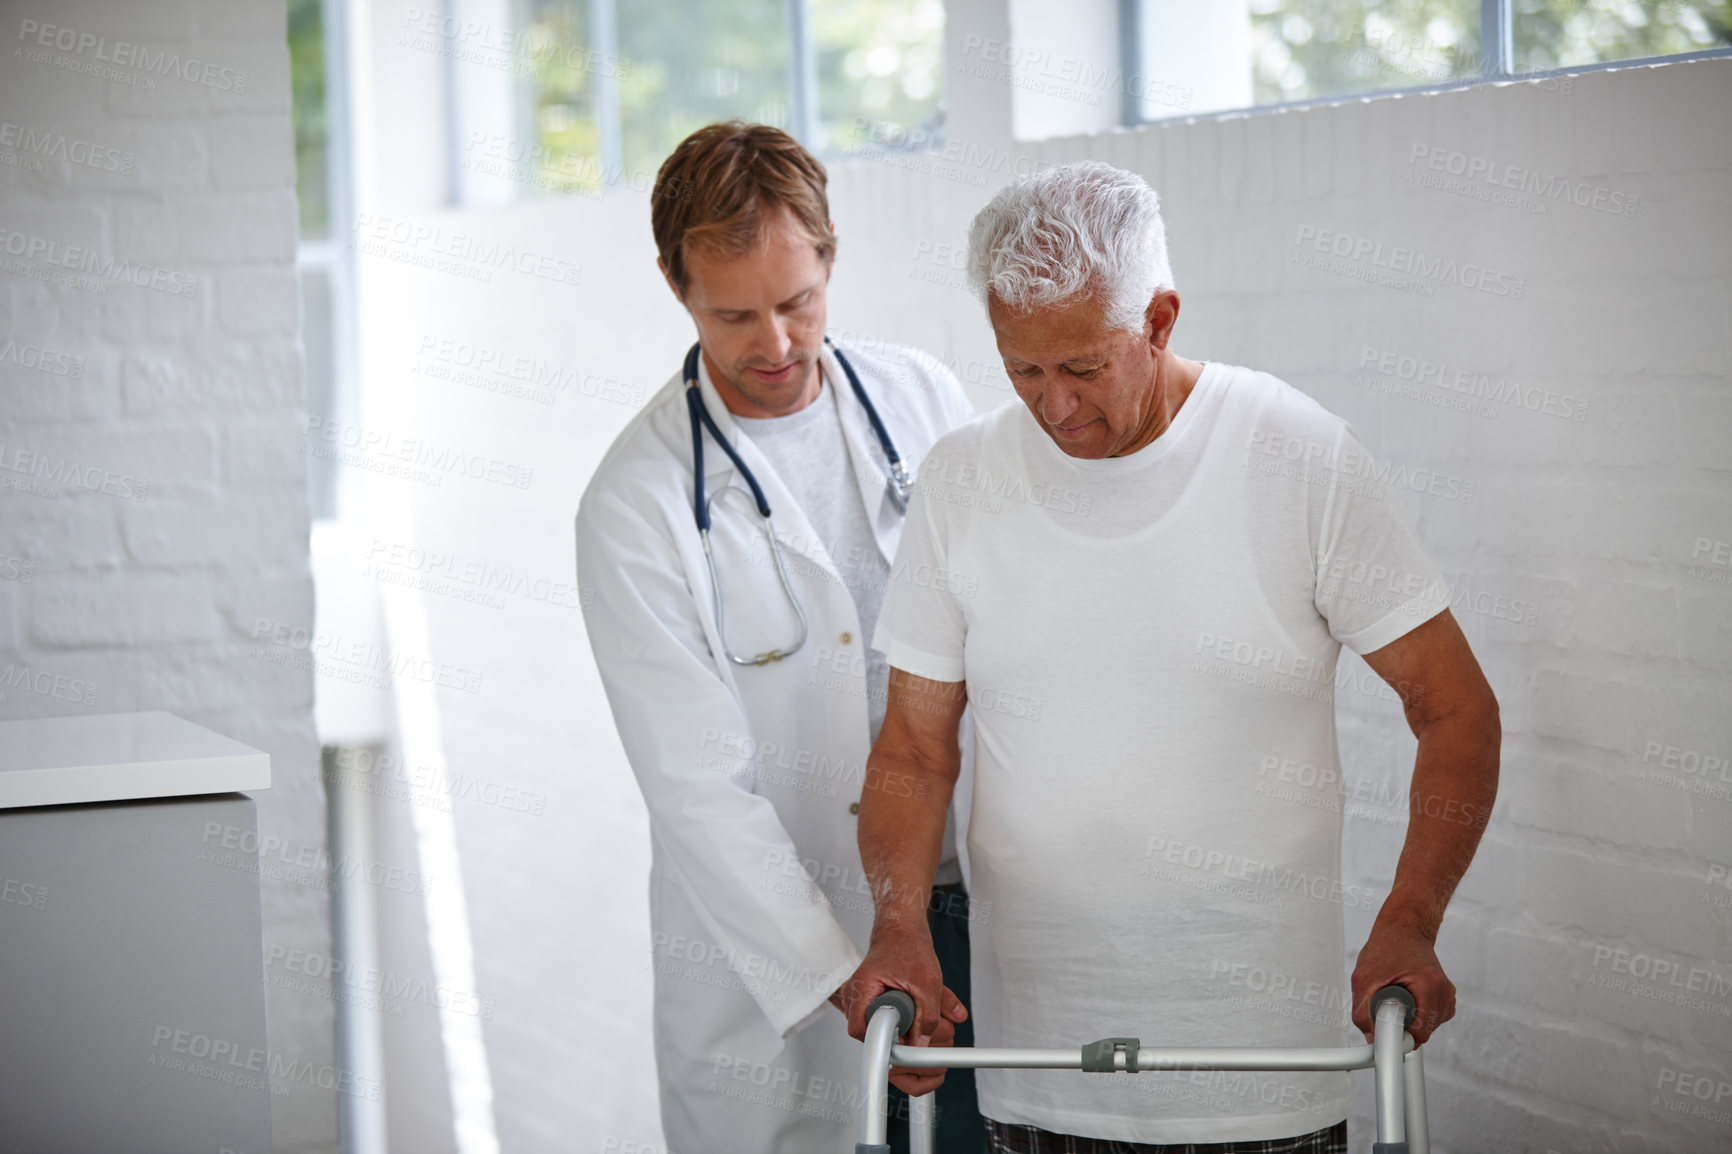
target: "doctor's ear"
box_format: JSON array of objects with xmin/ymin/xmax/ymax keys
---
[{"xmin": 657, "ymin": 256, "xmax": 685, "ymax": 304}]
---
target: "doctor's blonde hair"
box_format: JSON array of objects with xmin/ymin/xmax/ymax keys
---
[{"xmin": 652, "ymin": 120, "xmax": 836, "ymax": 294}]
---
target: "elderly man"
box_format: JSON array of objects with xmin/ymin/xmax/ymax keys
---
[{"xmin": 843, "ymin": 161, "xmax": 1500, "ymax": 1152}]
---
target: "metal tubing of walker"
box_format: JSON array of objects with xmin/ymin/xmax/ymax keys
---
[
  {"xmin": 860, "ymin": 988, "xmax": 1425, "ymax": 1152},
  {"xmin": 887, "ymin": 1043, "xmax": 1386, "ymax": 1071},
  {"xmin": 1373, "ymin": 999, "xmax": 1410, "ymax": 1152},
  {"xmin": 909, "ymin": 1087, "xmax": 936, "ymax": 1154},
  {"xmin": 1404, "ymin": 1046, "xmax": 1430, "ymax": 1154},
  {"xmin": 857, "ymin": 1004, "xmax": 902, "ymax": 1152}
]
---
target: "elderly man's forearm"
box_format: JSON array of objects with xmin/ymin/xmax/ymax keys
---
[
  {"xmin": 1380, "ymin": 708, "xmax": 1501, "ymax": 936},
  {"xmin": 857, "ymin": 751, "xmax": 956, "ymax": 930}
]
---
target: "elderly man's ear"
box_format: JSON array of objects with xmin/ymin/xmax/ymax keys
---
[{"xmin": 1145, "ymin": 290, "xmax": 1181, "ymax": 352}]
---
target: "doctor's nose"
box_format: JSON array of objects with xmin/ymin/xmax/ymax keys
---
[{"xmin": 752, "ymin": 317, "xmax": 795, "ymax": 365}]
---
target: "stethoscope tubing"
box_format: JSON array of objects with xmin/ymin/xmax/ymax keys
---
[{"xmin": 682, "ymin": 337, "xmax": 906, "ymax": 665}]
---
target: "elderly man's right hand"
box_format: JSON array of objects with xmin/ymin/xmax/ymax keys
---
[{"xmin": 834, "ymin": 924, "xmax": 969, "ymax": 1096}]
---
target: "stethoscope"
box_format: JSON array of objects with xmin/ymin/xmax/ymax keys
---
[{"xmin": 684, "ymin": 337, "xmax": 910, "ymax": 667}]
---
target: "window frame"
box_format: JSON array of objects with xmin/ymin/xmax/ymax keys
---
[
  {"xmin": 297, "ymin": 0, "xmax": 360, "ymax": 525},
  {"xmin": 506, "ymin": 0, "xmax": 920, "ymax": 196},
  {"xmin": 1119, "ymin": 0, "xmax": 1732, "ymax": 128}
]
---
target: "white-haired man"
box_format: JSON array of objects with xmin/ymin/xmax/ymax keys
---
[{"xmin": 841, "ymin": 162, "xmax": 1500, "ymax": 1152}]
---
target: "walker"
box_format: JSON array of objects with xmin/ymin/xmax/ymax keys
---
[{"xmin": 855, "ymin": 984, "xmax": 1428, "ymax": 1153}]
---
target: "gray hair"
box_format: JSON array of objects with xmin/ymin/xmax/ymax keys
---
[{"xmin": 965, "ymin": 161, "xmax": 1174, "ymax": 333}]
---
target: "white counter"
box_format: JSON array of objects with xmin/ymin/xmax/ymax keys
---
[{"xmin": 0, "ymin": 711, "xmax": 271, "ymax": 808}]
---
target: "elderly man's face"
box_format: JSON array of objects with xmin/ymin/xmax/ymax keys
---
[{"xmin": 989, "ymin": 291, "xmax": 1176, "ymax": 459}]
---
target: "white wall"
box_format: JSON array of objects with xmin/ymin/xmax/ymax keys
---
[
  {"xmin": 1001, "ymin": 0, "xmax": 1122, "ymax": 139},
  {"xmin": 339, "ymin": 187, "xmax": 676, "ymax": 1150},
  {"xmin": 0, "ymin": 0, "xmax": 333, "ymax": 1150},
  {"xmin": 338, "ymin": 1, "xmax": 1731, "ymax": 1149},
  {"xmin": 1133, "ymin": 0, "xmax": 1252, "ymax": 120}
]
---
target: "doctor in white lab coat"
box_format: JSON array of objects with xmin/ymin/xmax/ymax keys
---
[{"xmin": 574, "ymin": 122, "xmax": 979, "ymax": 1153}]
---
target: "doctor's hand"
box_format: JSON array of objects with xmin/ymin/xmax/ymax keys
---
[{"xmin": 833, "ymin": 928, "xmax": 968, "ymax": 1096}]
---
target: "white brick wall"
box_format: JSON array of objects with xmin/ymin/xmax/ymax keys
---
[{"xmin": 0, "ymin": 0, "xmax": 333, "ymax": 1150}]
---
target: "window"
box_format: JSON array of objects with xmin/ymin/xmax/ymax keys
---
[
  {"xmin": 290, "ymin": 0, "xmax": 356, "ymax": 523},
  {"xmin": 290, "ymin": 0, "xmax": 338, "ymax": 521},
  {"xmin": 1130, "ymin": 0, "xmax": 1732, "ymax": 124},
  {"xmin": 613, "ymin": 0, "xmax": 793, "ymax": 177},
  {"xmin": 468, "ymin": 0, "xmax": 945, "ymax": 202},
  {"xmin": 1250, "ymin": 1, "xmax": 1484, "ymax": 104},
  {"xmin": 1510, "ymin": 0, "xmax": 1732, "ymax": 70},
  {"xmin": 516, "ymin": 2, "xmax": 614, "ymax": 196},
  {"xmin": 291, "ymin": 0, "xmax": 330, "ymax": 239},
  {"xmin": 811, "ymin": 0, "xmax": 946, "ymax": 154}
]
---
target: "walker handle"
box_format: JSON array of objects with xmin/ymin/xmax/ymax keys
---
[
  {"xmin": 1372, "ymin": 984, "xmax": 1418, "ymax": 1030},
  {"xmin": 866, "ymin": 989, "xmax": 917, "ymax": 1037}
]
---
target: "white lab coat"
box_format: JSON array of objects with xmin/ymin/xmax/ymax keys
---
[{"xmin": 575, "ymin": 340, "xmax": 977, "ymax": 1153}]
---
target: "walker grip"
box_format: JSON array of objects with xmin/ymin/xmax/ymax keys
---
[
  {"xmin": 1371, "ymin": 984, "xmax": 1418, "ymax": 1029},
  {"xmin": 866, "ymin": 989, "xmax": 917, "ymax": 1037}
]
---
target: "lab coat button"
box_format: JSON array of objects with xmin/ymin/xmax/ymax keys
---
[
  {"xmin": 848, "ymin": 801, "xmax": 860, "ymax": 815},
  {"xmin": 840, "ymin": 631, "xmax": 852, "ymax": 644}
]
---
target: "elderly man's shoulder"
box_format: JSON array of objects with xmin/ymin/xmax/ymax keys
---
[
  {"xmin": 1220, "ymin": 362, "xmax": 1355, "ymax": 442},
  {"xmin": 919, "ymin": 398, "xmax": 1020, "ymax": 466}
]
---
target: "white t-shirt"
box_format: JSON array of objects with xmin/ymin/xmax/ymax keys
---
[{"xmin": 873, "ymin": 362, "xmax": 1451, "ymax": 1144}]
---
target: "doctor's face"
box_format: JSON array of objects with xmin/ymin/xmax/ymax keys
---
[
  {"xmin": 673, "ymin": 206, "xmax": 832, "ymax": 419},
  {"xmin": 989, "ymin": 289, "xmax": 1179, "ymax": 460}
]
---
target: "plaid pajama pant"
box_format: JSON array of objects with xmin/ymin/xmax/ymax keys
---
[{"xmin": 983, "ymin": 1118, "xmax": 1347, "ymax": 1154}]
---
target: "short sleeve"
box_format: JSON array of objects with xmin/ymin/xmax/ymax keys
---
[
  {"xmin": 874, "ymin": 471, "xmax": 968, "ymax": 682},
  {"xmin": 1311, "ymin": 423, "xmax": 1453, "ymax": 656}
]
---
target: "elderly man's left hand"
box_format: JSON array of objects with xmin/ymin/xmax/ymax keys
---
[{"xmin": 1349, "ymin": 913, "xmax": 1455, "ymax": 1045}]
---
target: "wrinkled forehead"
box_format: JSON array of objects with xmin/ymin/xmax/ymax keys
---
[{"xmin": 987, "ymin": 291, "xmax": 1120, "ymax": 363}]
